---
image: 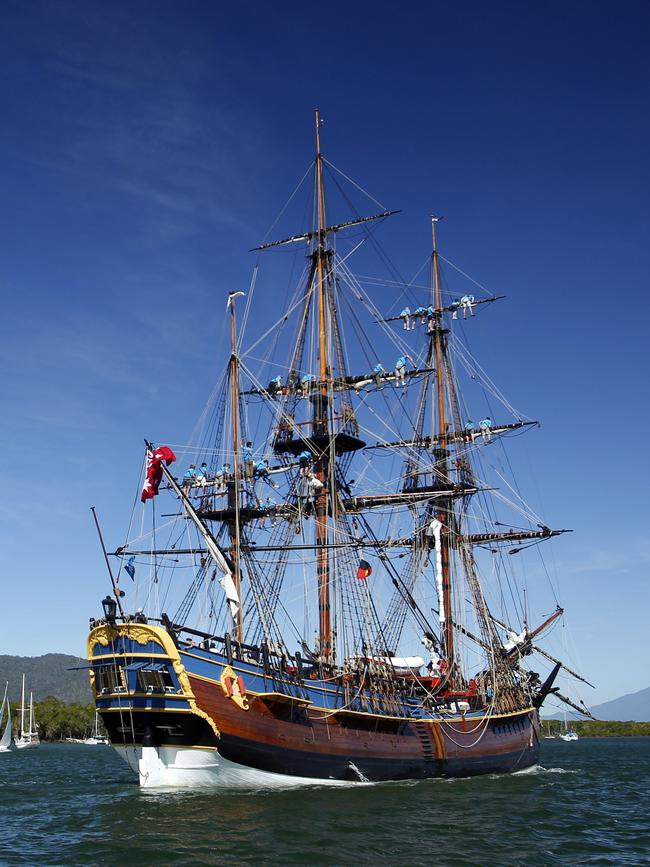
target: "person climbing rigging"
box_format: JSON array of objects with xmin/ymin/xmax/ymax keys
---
[
  {"xmin": 373, "ymin": 363, "xmax": 384, "ymax": 386},
  {"xmin": 395, "ymin": 354, "xmax": 413, "ymax": 386},
  {"xmin": 255, "ymin": 459, "xmax": 279, "ymax": 488},
  {"xmin": 268, "ymin": 375, "xmax": 283, "ymax": 398},
  {"xmin": 263, "ymin": 496, "xmax": 277, "ymax": 528},
  {"xmin": 460, "ymin": 294, "xmax": 475, "ymax": 318},
  {"xmin": 196, "ymin": 462, "xmax": 209, "ymax": 487},
  {"xmin": 182, "ymin": 465, "xmax": 196, "ymax": 494},
  {"xmin": 399, "ymin": 306, "xmax": 412, "ymax": 330},
  {"xmin": 195, "ymin": 462, "xmax": 210, "ymax": 506},
  {"xmin": 414, "ymin": 305, "xmax": 427, "ymax": 325},
  {"xmin": 243, "ymin": 441, "xmax": 255, "ymax": 480},
  {"xmin": 298, "ymin": 449, "xmax": 313, "ymax": 471},
  {"xmin": 298, "ymin": 472, "xmax": 323, "ymax": 516},
  {"xmin": 287, "ymin": 372, "xmax": 300, "ymax": 395},
  {"xmin": 479, "ymin": 417, "xmax": 492, "ymax": 443},
  {"xmin": 215, "ymin": 463, "xmax": 231, "ymax": 494}
]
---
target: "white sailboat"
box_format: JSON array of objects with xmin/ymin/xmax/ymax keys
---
[
  {"xmin": 0, "ymin": 682, "xmax": 12, "ymax": 752},
  {"xmin": 559, "ymin": 712, "xmax": 579, "ymax": 742},
  {"xmin": 84, "ymin": 711, "xmax": 108, "ymax": 745},
  {"xmin": 14, "ymin": 675, "xmax": 40, "ymax": 749}
]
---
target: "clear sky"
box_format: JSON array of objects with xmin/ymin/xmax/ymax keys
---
[{"xmin": 0, "ymin": 1, "xmax": 648, "ymax": 705}]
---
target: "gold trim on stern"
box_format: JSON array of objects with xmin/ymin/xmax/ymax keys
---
[{"xmin": 87, "ymin": 623, "xmax": 221, "ymax": 739}]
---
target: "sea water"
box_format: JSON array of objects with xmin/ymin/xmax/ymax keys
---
[{"xmin": 0, "ymin": 738, "xmax": 648, "ymax": 865}]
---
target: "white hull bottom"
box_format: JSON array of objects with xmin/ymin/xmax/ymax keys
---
[
  {"xmin": 14, "ymin": 740, "xmax": 39, "ymax": 749},
  {"xmin": 113, "ymin": 744, "xmax": 360, "ymax": 790}
]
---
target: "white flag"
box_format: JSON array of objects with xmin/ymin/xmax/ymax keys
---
[{"xmin": 219, "ymin": 573, "xmax": 240, "ymax": 620}]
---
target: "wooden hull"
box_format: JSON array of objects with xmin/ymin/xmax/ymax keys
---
[
  {"xmin": 196, "ymin": 674, "xmax": 538, "ymax": 781},
  {"xmin": 90, "ymin": 623, "xmax": 540, "ymax": 787}
]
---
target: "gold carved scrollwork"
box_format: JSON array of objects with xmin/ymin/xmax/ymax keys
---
[
  {"xmin": 85, "ymin": 623, "xmax": 221, "ymax": 739},
  {"xmin": 220, "ymin": 665, "xmax": 250, "ymax": 711}
]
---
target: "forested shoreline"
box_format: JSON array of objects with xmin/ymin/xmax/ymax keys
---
[
  {"xmin": 542, "ymin": 720, "xmax": 650, "ymax": 737},
  {"xmin": 4, "ymin": 698, "xmax": 649, "ymax": 741},
  {"xmin": 6, "ymin": 697, "xmax": 104, "ymax": 741}
]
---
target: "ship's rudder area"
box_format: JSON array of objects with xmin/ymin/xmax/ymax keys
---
[{"xmin": 87, "ymin": 622, "xmax": 223, "ymax": 783}]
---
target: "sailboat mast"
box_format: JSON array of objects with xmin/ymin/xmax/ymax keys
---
[
  {"xmin": 431, "ymin": 217, "xmax": 454, "ymax": 671},
  {"xmin": 229, "ymin": 293, "xmax": 243, "ymax": 643},
  {"xmin": 314, "ymin": 110, "xmax": 332, "ymax": 663},
  {"xmin": 20, "ymin": 673, "xmax": 25, "ymax": 738}
]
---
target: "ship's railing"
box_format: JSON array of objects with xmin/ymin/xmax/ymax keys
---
[{"xmin": 89, "ymin": 613, "xmax": 502, "ymax": 716}]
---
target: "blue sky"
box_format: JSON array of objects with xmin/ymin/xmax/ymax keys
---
[{"xmin": 0, "ymin": 1, "xmax": 648, "ymax": 705}]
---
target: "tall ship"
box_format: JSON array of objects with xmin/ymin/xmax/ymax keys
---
[{"xmin": 86, "ymin": 115, "xmax": 592, "ymax": 787}]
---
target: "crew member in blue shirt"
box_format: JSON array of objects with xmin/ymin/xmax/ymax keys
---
[
  {"xmin": 255, "ymin": 459, "xmax": 279, "ymax": 488},
  {"xmin": 479, "ymin": 417, "xmax": 492, "ymax": 443},
  {"xmin": 215, "ymin": 463, "xmax": 231, "ymax": 494},
  {"xmin": 395, "ymin": 355, "xmax": 412, "ymax": 386},
  {"xmin": 399, "ymin": 306, "xmax": 412, "ymax": 330},
  {"xmin": 414, "ymin": 305, "xmax": 427, "ymax": 325},
  {"xmin": 182, "ymin": 464, "xmax": 196, "ymax": 493},
  {"xmin": 298, "ymin": 449, "xmax": 312, "ymax": 471},
  {"xmin": 264, "ymin": 496, "xmax": 277, "ymax": 528},
  {"xmin": 242, "ymin": 441, "xmax": 255, "ymax": 479},
  {"xmin": 268, "ymin": 375, "xmax": 283, "ymax": 398},
  {"xmin": 460, "ymin": 294, "xmax": 475, "ymax": 319}
]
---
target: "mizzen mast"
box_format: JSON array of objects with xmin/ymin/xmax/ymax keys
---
[
  {"xmin": 430, "ymin": 216, "xmax": 455, "ymax": 677},
  {"xmin": 228, "ymin": 290, "xmax": 244, "ymax": 643}
]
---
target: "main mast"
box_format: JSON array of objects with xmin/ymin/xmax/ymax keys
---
[
  {"xmin": 431, "ymin": 217, "xmax": 455, "ymax": 676},
  {"xmin": 228, "ymin": 292, "xmax": 243, "ymax": 643},
  {"xmin": 314, "ymin": 110, "xmax": 332, "ymax": 664}
]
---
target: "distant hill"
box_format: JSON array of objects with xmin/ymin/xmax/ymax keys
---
[
  {"xmin": 544, "ymin": 685, "xmax": 650, "ymax": 722},
  {"xmin": 588, "ymin": 686, "xmax": 650, "ymax": 722},
  {"xmin": 0, "ymin": 654, "xmax": 91, "ymax": 703}
]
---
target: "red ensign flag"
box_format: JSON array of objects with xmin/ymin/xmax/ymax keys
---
[{"xmin": 141, "ymin": 446, "xmax": 177, "ymax": 503}]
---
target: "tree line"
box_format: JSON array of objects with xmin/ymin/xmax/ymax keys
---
[
  {"xmin": 543, "ymin": 719, "xmax": 650, "ymax": 737},
  {"xmin": 6, "ymin": 697, "xmax": 105, "ymax": 741},
  {"xmin": 5, "ymin": 698, "xmax": 650, "ymax": 741}
]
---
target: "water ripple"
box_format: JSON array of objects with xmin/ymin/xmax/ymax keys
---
[{"xmin": 0, "ymin": 739, "xmax": 648, "ymax": 865}]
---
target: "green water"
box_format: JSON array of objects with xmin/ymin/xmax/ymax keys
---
[{"xmin": 0, "ymin": 739, "xmax": 648, "ymax": 865}]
